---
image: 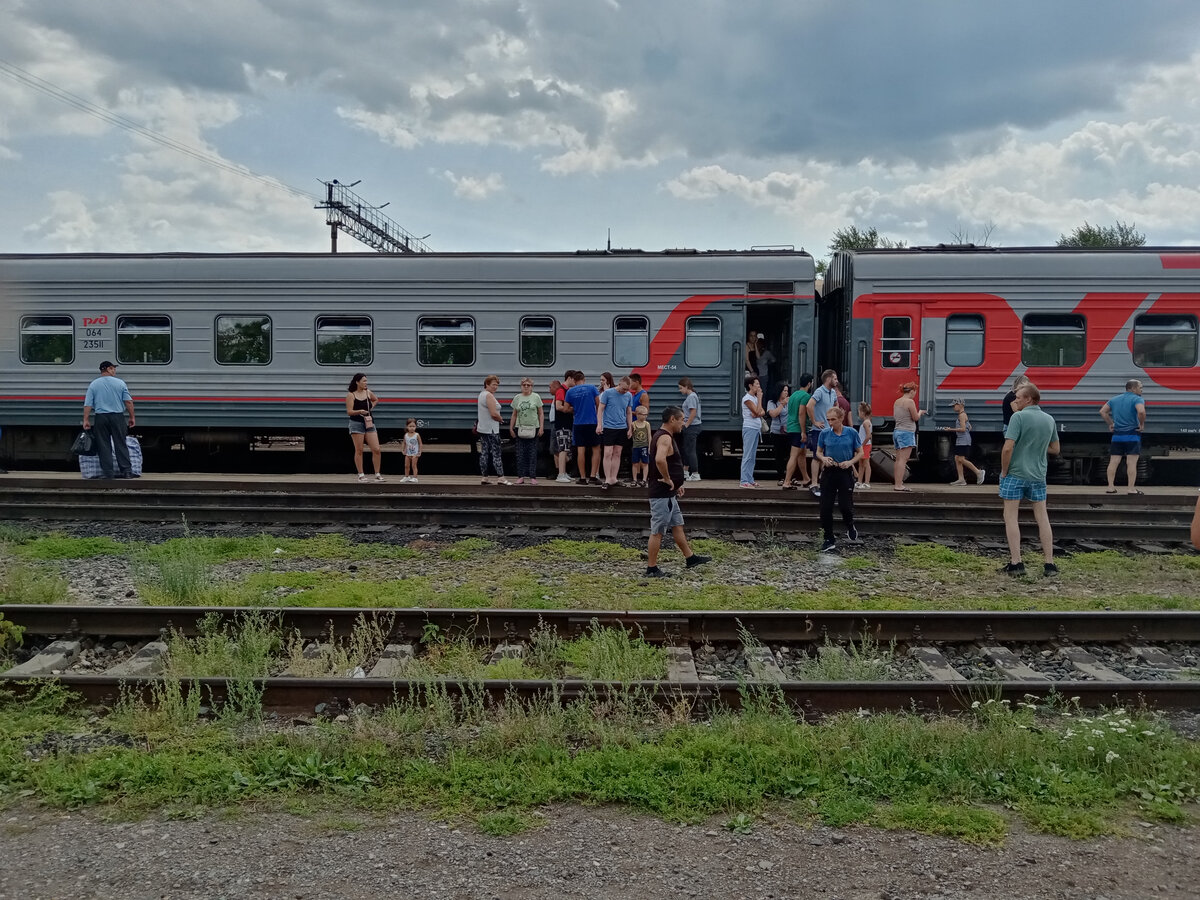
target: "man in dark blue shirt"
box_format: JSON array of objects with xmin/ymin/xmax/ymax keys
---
[
  {"xmin": 565, "ymin": 373, "xmax": 601, "ymax": 485},
  {"xmin": 1099, "ymin": 379, "xmax": 1146, "ymax": 494}
]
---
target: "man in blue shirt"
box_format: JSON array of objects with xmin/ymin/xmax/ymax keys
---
[
  {"xmin": 815, "ymin": 406, "xmax": 863, "ymax": 553},
  {"xmin": 1099, "ymin": 379, "xmax": 1146, "ymax": 494},
  {"xmin": 83, "ymin": 361, "xmax": 137, "ymax": 479},
  {"xmin": 596, "ymin": 375, "xmax": 635, "ymax": 489},
  {"xmin": 805, "ymin": 369, "xmax": 839, "ymax": 495},
  {"xmin": 565, "ymin": 373, "xmax": 601, "ymax": 485}
]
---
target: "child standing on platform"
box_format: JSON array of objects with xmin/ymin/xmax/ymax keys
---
[
  {"xmin": 403, "ymin": 418, "xmax": 423, "ymax": 483},
  {"xmin": 403, "ymin": 417, "xmax": 422, "ymax": 482},
  {"xmin": 631, "ymin": 405, "xmax": 651, "ymax": 486},
  {"xmin": 856, "ymin": 402, "xmax": 873, "ymax": 489},
  {"xmin": 944, "ymin": 398, "xmax": 985, "ymax": 486}
]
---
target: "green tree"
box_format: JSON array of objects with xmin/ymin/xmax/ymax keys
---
[
  {"xmin": 817, "ymin": 226, "xmax": 905, "ymax": 275},
  {"xmin": 1056, "ymin": 221, "xmax": 1146, "ymax": 248}
]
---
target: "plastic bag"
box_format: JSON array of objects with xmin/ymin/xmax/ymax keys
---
[{"xmin": 70, "ymin": 431, "xmax": 94, "ymax": 455}]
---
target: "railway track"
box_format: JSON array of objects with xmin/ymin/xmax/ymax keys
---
[
  {"xmin": 4, "ymin": 606, "xmax": 1199, "ymax": 715},
  {"xmin": 1, "ymin": 477, "xmax": 1197, "ymax": 543}
]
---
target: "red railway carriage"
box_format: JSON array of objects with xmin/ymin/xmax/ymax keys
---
[{"xmin": 821, "ymin": 247, "xmax": 1200, "ymax": 481}]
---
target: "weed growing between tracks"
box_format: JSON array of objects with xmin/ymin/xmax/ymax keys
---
[{"xmin": 1, "ymin": 683, "xmax": 1197, "ymax": 844}]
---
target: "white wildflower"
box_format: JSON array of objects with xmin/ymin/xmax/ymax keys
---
[
  {"xmin": 1092, "ymin": 729, "xmax": 1106, "ymax": 737},
  {"xmin": 1113, "ymin": 727, "xmax": 1127, "ymax": 734},
  {"xmin": 971, "ymin": 701, "xmax": 981, "ymax": 709},
  {"xmin": 1141, "ymin": 731, "xmax": 1156, "ymax": 737},
  {"xmin": 1087, "ymin": 746, "xmax": 1095, "ymax": 752},
  {"xmin": 1105, "ymin": 751, "xmax": 1120, "ymax": 764}
]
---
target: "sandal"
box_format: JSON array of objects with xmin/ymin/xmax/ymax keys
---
[
  {"xmin": 1104, "ymin": 489, "xmax": 1118, "ymax": 494},
  {"xmin": 893, "ymin": 487, "xmax": 913, "ymax": 492},
  {"xmin": 481, "ymin": 478, "xmax": 490, "ymax": 485}
]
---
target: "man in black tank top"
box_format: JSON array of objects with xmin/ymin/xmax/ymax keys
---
[{"xmin": 645, "ymin": 406, "xmax": 711, "ymax": 577}]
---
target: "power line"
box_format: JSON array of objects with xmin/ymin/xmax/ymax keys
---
[{"xmin": 0, "ymin": 57, "xmax": 317, "ymax": 202}]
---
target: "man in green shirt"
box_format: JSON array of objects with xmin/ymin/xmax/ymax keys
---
[
  {"xmin": 998, "ymin": 383, "xmax": 1060, "ymax": 577},
  {"xmin": 782, "ymin": 373, "xmax": 813, "ymax": 489}
]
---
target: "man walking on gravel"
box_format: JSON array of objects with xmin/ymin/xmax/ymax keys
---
[
  {"xmin": 645, "ymin": 406, "xmax": 710, "ymax": 578},
  {"xmin": 83, "ymin": 361, "xmax": 137, "ymax": 479},
  {"xmin": 998, "ymin": 382, "xmax": 1059, "ymax": 577}
]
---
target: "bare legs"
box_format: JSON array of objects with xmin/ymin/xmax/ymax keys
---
[
  {"xmin": 894, "ymin": 446, "xmax": 912, "ymax": 490},
  {"xmin": 602, "ymin": 444, "xmax": 622, "ymax": 484},
  {"xmin": 647, "ymin": 525, "xmax": 693, "ymax": 568},
  {"xmin": 1106, "ymin": 454, "xmax": 1138, "ymax": 491},
  {"xmin": 351, "ymin": 433, "xmax": 365, "ymax": 476},
  {"xmin": 953, "ymin": 454, "xmax": 981, "ymax": 483},
  {"xmin": 1003, "ymin": 498, "xmax": 1054, "ymax": 565},
  {"xmin": 783, "ymin": 447, "xmax": 809, "ymax": 487}
]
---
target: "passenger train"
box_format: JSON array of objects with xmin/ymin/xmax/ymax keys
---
[{"xmin": 1, "ymin": 248, "xmax": 1197, "ymax": 480}]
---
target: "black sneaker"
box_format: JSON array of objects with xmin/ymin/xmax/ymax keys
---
[
  {"xmin": 1043, "ymin": 563, "xmax": 1059, "ymax": 577},
  {"xmin": 847, "ymin": 526, "xmax": 859, "ymax": 542},
  {"xmin": 819, "ymin": 539, "xmax": 837, "ymax": 553},
  {"xmin": 644, "ymin": 566, "xmax": 669, "ymax": 578},
  {"xmin": 999, "ymin": 562, "xmax": 1026, "ymax": 577},
  {"xmin": 589, "ymin": 477, "xmax": 604, "ymax": 486},
  {"xmin": 685, "ymin": 554, "xmax": 711, "ymax": 569},
  {"xmin": 577, "ymin": 477, "xmax": 590, "ymax": 485}
]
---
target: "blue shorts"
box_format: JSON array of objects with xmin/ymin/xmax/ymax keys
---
[
  {"xmin": 806, "ymin": 429, "xmax": 821, "ymax": 452},
  {"xmin": 348, "ymin": 419, "xmax": 376, "ymax": 435},
  {"xmin": 893, "ymin": 430, "xmax": 917, "ymax": 450},
  {"xmin": 649, "ymin": 496, "xmax": 685, "ymax": 534},
  {"xmin": 631, "ymin": 447, "xmax": 649, "ymax": 464},
  {"xmin": 998, "ymin": 475, "xmax": 1047, "ymax": 503},
  {"xmin": 789, "ymin": 431, "xmax": 807, "ymax": 449},
  {"xmin": 1109, "ymin": 436, "xmax": 1141, "ymax": 457}
]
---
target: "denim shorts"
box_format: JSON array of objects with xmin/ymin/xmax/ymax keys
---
[
  {"xmin": 1109, "ymin": 436, "xmax": 1141, "ymax": 457},
  {"xmin": 998, "ymin": 475, "xmax": 1047, "ymax": 502},
  {"xmin": 348, "ymin": 419, "xmax": 376, "ymax": 435},
  {"xmin": 649, "ymin": 496, "xmax": 685, "ymax": 534},
  {"xmin": 631, "ymin": 447, "xmax": 649, "ymax": 464},
  {"xmin": 893, "ymin": 429, "xmax": 917, "ymax": 450}
]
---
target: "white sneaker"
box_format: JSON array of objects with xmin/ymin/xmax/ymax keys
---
[
  {"xmin": 688, "ymin": 472, "xmax": 701, "ymax": 481},
  {"xmin": 410, "ymin": 476, "xmax": 418, "ymax": 483},
  {"xmin": 556, "ymin": 473, "xmax": 572, "ymax": 483},
  {"xmin": 854, "ymin": 482, "xmax": 864, "ymax": 489},
  {"xmin": 859, "ymin": 482, "xmax": 871, "ymax": 490},
  {"xmin": 976, "ymin": 468, "xmax": 986, "ymax": 485},
  {"xmin": 950, "ymin": 479, "xmax": 967, "ymax": 486}
]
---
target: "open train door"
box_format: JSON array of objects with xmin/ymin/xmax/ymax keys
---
[{"xmin": 870, "ymin": 301, "xmax": 922, "ymax": 417}]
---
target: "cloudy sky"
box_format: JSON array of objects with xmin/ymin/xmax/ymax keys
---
[{"xmin": 3, "ymin": 0, "xmax": 1200, "ymax": 259}]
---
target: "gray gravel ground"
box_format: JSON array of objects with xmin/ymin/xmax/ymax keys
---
[{"xmin": 1, "ymin": 804, "xmax": 1196, "ymax": 900}]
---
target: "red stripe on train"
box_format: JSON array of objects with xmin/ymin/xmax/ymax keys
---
[{"xmin": 1160, "ymin": 254, "xmax": 1200, "ymax": 269}]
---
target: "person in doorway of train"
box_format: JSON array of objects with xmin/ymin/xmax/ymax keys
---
[
  {"xmin": 744, "ymin": 330, "xmax": 759, "ymax": 375},
  {"xmin": 345, "ymin": 373, "xmax": 383, "ymax": 482},
  {"xmin": 855, "ymin": 402, "xmax": 873, "ymax": 490},
  {"xmin": 943, "ymin": 398, "xmax": 985, "ymax": 486},
  {"xmin": 83, "ymin": 361, "xmax": 137, "ymax": 480},
  {"xmin": 677, "ymin": 377, "xmax": 703, "ymax": 481},
  {"xmin": 740, "ymin": 374, "xmax": 765, "ymax": 488},
  {"xmin": 509, "ymin": 378, "xmax": 544, "ymax": 485},
  {"xmin": 805, "ymin": 369, "xmax": 839, "ymax": 496},
  {"xmin": 566, "ymin": 371, "xmax": 602, "ymax": 485},
  {"xmin": 477, "ymin": 375, "xmax": 511, "ymax": 486},
  {"xmin": 998, "ymin": 382, "xmax": 1060, "ymax": 578},
  {"xmin": 401, "ymin": 418, "xmax": 422, "ymax": 483},
  {"xmin": 644, "ymin": 406, "xmax": 711, "ymax": 577},
  {"xmin": 891, "ymin": 382, "xmax": 926, "ymax": 492},
  {"xmin": 816, "ymin": 406, "xmax": 864, "ymax": 553},
  {"xmin": 767, "ymin": 382, "xmax": 791, "ymax": 485},
  {"xmin": 597, "ymin": 375, "xmax": 634, "ymax": 490},
  {"xmin": 1099, "ymin": 379, "xmax": 1147, "ymax": 495},
  {"xmin": 1001, "ymin": 374, "xmax": 1030, "ymax": 437},
  {"xmin": 782, "ymin": 372, "xmax": 813, "ymax": 490},
  {"xmin": 553, "ymin": 371, "xmax": 576, "ymax": 482},
  {"xmin": 755, "ymin": 338, "xmax": 775, "ymax": 385}
]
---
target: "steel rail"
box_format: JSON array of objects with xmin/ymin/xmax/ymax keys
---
[
  {"xmin": 0, "ymin": 483, "xmax": 1195, "ymax": 541},
  {"xmin": 5, "ymin": 606, "xmax": 1200, "ymax": 643},
  {"xmin": 3, "ymin": 674, "xmax": 1198, "ymax": 716}
]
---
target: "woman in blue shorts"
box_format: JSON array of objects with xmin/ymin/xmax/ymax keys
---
[{"xmin": 891, "ymin": 382, "xmax": 925, "ymax": 492}]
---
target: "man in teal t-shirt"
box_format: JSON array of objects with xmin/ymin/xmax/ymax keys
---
[
  {"xmin": 998, "ymin": 383, "xmax": 1060, "ymax": 578},
  {"xmin": 782, "ymin": 374, "xmax": 813, "ymax": 488}
]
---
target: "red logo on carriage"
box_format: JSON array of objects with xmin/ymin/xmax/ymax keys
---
[{"xmin": 83, "ymin": 316, "xmax": 108, "ymax": 326}]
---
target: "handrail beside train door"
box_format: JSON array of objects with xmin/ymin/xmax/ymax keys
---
[
  {"xmin": 857, "ymin": 340, "xmax": 869, "ymax": 403},
  {"xmin": 731, "ymin": 340, "xmax": 742, "ymax": 417},
  {"xmin": 920, "ymin": 340, "xmax": 936, "ymax": 421}
]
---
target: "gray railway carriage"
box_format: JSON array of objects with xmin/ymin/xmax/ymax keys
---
[
  {"xmin": 820, "ymin": 247, "xmax": 1200, "ymax": 481},
  {"xmin": 0, "ymin": 251, "xmax": 817, "ymax": 464}
]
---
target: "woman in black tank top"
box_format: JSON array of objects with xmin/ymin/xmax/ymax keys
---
[{"xmin": 345, "ymin": 373, "xmax": 383, "ymax": 482}]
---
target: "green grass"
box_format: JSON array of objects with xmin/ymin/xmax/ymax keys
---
[
  {"xmin": 10, "ymin": 536, "xmax": 126, "ymax": 560},
  {"xmin": 0, "ymin": 561, "xmax": 71, "ymax": 604},
  {"xmin": 2, "ymin": 685, "xmax": 1195, "ymax": 843}
]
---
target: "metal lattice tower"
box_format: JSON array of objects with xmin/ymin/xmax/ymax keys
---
[{"xmin": 316, "ymin": 180, "xmax": 431, "ymax": 253}]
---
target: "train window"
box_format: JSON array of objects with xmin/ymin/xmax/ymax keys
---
[
  {"xmin": 1022, "ymin": 314, "xmax": 1086, "ymax": 367},
  {"xmin": 685, "ymin": 317, "xmax": 721, "ymax": 367},
  {"xmin": 880, "ymin": 317, "xmax": 912, "ymax": 368},
  {"xmin": 418, "ymin": 316, "xmax": 475, "ymax": 366},
  {"xmin": 519, "ymin": 316, "xmax": 555, "ymax": 367},
  {"xmin": 316, "ymin": 316, "xmax": 373, "ymax": 366},
  {"xmin": 613, "ymin": 316, "xmax": 649, "ymax": 367},
  {"xmin": 1133, "ymin": 314, "xmax": 1198, "ymax": 368},
  {"xmin": 944, "ymin": 314, "xmax": 984, "ymax": 367},
  {"xmin": 20, "ymin": 316, "xmax": 74, "ymax": 364},
  {"xmin": 215, "ymin": 315, "xmax": 272, "ymax": 365},
  {"xmin": 116, "ymin": 315, "xmax": 171, "ymax": 365}
]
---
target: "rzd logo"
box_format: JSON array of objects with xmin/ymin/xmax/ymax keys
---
[{"xmin": 83, "ymin": 315, "xmax": 108, "ymax": 326}]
